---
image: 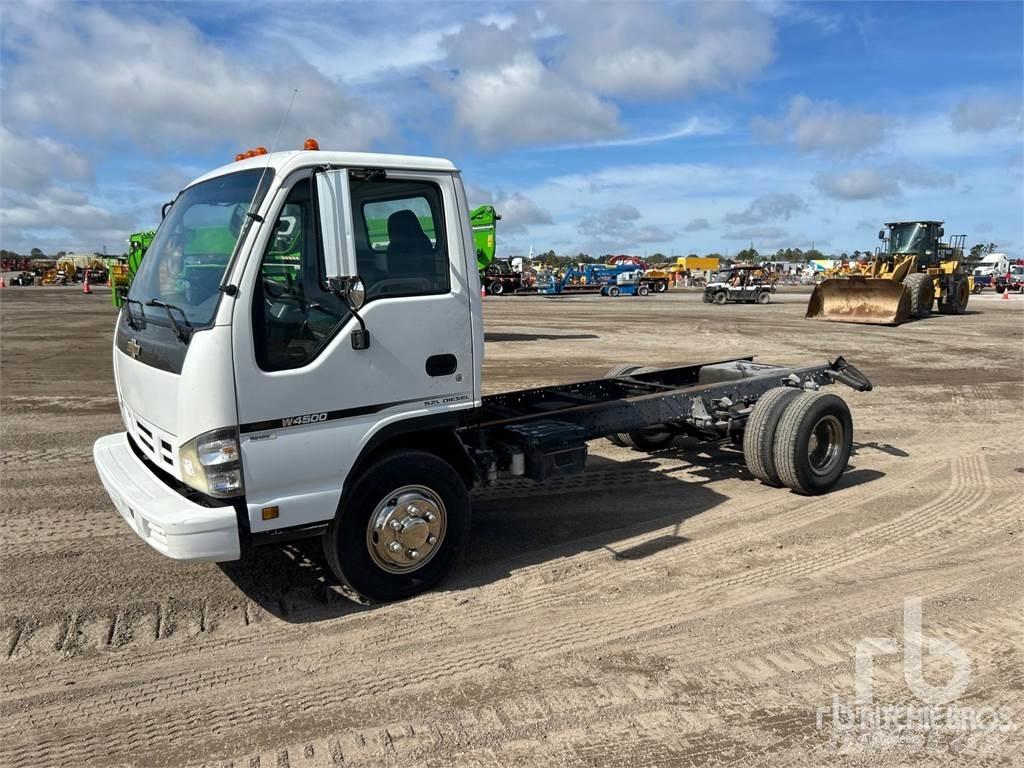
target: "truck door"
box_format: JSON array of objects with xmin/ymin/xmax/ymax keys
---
[{"xmin": 231, "ymin": 168, "xmax": 478, "ymax": 534}]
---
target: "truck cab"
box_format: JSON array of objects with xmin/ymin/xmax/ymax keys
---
[{"xmin": 95, "ymin": 149, "xmax": 482, "ymax": 595}]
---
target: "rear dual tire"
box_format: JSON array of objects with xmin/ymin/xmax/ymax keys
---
[{"xmin": 743, "ymin": 389, "xmax": 852, "ymax": 495}]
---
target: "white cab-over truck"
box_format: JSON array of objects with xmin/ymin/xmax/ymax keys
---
[{"xmin": 94, "ymin": 147, "xmax": 873, "ymax": 603}]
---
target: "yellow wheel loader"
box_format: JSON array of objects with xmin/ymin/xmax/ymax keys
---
[{"xmin": 807, "ymin": 221, "xmax": 971, "ymax": 325}]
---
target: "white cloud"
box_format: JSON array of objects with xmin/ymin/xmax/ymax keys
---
[
  {"xmin": 813, "ymin": 169, "xmax": 893, "ymax": 201},
  {"xmin": 0, "ymin": 189, "xmax": 138, "ymax": 253},
  {"xmin": 557, "ymin": 2, "xmax": 775, "ymax": 99},
  {"xmin": 684, "ymin": 217, "xmax": 712, "ymax": 231},
  {"xmin": 723, "ymin": 192, "xmax": 807, "ymax": 224},
  {"xmin": 0, "ymin": 128, "xmax": 93, "ymax": 192},
  {"xmin": 951, "ymin": 93, "xmax": 1023, "ymax": 134},
  {"xmin": 753, "ymin": 95, "xmax": 886, "ymax": 155},
  {"xmin": 466, "ymin": 184, "xmax": 553, "ymax": 234},
  {"xmin": 543, "ymin": 116, "xmax": 731, "ymax": 150},
  {"xmin": 813, "ymin": 162, "xmax": 954, "ymax": 201},
  {"xmin": 437, "ymin": 51, "xmax": 621, "ymax": 148},
  {"xmin": 2, "ymin": 4, "xmax": 389, "ymax": 151}
]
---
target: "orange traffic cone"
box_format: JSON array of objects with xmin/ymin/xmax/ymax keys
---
[
  {"xmin": 480, "ymin": 284, "xmax": 486, "ymax": 299},
  {"xmin": 0, "ymin": 277, "xmax": 6, "ymax": 288},
  {"xmin": 82, "ymin": 270, "xmax": 92, "ymax": 294},
  {"xmin": 1001, "ymin": 289, "xmax": 1009, "ymax": 301}
]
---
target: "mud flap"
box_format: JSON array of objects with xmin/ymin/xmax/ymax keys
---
[{"xmin": 806, "ymin": 277, "xmax": 911, "ymax": 325}]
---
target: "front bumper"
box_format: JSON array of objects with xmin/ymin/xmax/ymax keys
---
[{"xmin": 93, "ymin": 432, "xmax": 240, "ymax": 561}]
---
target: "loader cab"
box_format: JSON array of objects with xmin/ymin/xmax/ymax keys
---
[{"xmin": 882, "ymin": 221, "xmax": 944, "ymax": 266}]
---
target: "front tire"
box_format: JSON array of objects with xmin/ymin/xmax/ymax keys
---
[
  {"xmin": 772, "ymin": 392, "xmax": 853, "ymax": 495},
  {"xmin": 757, "ymin": 291, "xmax": 770, "ymax": 305},
  {"xmin": 904, "ymin": 272, "xmax": 934, "ymax": 319},
  {"xmin": 323, "ymin": 450, "xmax": 470, "ymax": 603},
  {"xmin": 489, "ymin": 280, "xmax": 504, "ymax": 296},
  {"xmin": 713, "ymin": 291, "xmax": 727, "ymax": 305}
]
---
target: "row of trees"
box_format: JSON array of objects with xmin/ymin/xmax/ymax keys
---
[{"xmin": 526, "ymin": 242, "xmax": 1001, "ymax": 266}]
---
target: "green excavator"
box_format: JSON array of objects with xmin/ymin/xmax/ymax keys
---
[{"xmin": 807, "ymin": 220, "xmax": 971, "ymax": 325}]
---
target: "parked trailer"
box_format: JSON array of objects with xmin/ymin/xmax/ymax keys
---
[{"xmin": 94, "ymin": 146, "xmax": 874, "ymax": 605}]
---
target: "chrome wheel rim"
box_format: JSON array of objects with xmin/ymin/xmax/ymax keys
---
[
  {"xmin": 367, "ymin": 485, "xmax": 447, "ymax": 574},
  {"xmin": 807, "ymin": 415, "xmax": 844, "ymax": 477}
]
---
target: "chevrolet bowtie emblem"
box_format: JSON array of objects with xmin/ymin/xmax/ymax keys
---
[{"xmin": 126, "ymin": 338, "xmax": 141, "ymax": 359}]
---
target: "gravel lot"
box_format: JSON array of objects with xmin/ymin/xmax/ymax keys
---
[{"xmin": 2, "ymin": 285, "xmax": 1022, "ymax": 767}]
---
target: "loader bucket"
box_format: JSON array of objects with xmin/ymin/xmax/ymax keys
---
[{"xmin": 806, "ymin": 277, "xmax": 911, "ymax": 325}]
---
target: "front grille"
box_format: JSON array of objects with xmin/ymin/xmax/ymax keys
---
[{"xmin": 125, "ymin": 408, "xmax": 178, "ymax": 474}]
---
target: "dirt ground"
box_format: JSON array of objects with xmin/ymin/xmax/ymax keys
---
[{"xmin": 1, "ymin": 285, "xmax": 1022, "ymax": 767}]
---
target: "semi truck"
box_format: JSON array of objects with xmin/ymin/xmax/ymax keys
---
[{"xmin": 93, "ymin": 145, "xmax": 873, "ymax": 604}]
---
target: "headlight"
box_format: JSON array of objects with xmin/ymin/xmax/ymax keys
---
[{"xmin": 179, "ymin": 427, "xmax": 244, "ymax": 498}]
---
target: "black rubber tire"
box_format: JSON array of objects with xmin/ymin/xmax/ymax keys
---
[
  {"xmin": 489, "ymin": 280, "xmax": 504, "ymax": 296},
  {"xmin": 322, "ymin": 450, "xmax": 470, "ymax": 603},
  {"xmin": 604, "ymin": 365, "xmax": 642, "ymax": 446},
  {"xmin": 757, "ymin": 291, "xmax": 770, "ymax": 305},
  {"xmin": 713, "ymin": 291, "xmax": 727, "ymax": 305},
  {"xmin": 654, "ymin": 280, "xmax": 668, "ymax": 293},
  {"xmin": 904, "ymin": 272, "xmax": 934, "ymax": 319},
  {"xmin": 638, "ymin": 285, "xmax": 650, "ymax": 297},
  {"xmin": 608, "ymin": 286, "xmax": 620, "ymax": 297},
  {"xmin": 702, "ymin": 293, "xmax": 712, "ymax": 303},
  {"xmin": 622, "ymin": 428, "xmax": 675, "ymax": 451},
  {"xmin": 995, "ymin": 284, "xmax": 1005, "ymax": 294},
  {"xmin": 938, "ymin": 274, "xmax": 969, "ymax": 315},
  {"xmin": 742, "ymin": 387, "xmax": 803, "ymax": 486},
  {"xmin": 772, "ymin": 392, "xmax": 853, "ymax": 495}
]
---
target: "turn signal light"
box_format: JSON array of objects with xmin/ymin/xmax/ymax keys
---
[{"xmin": 304, "ymin": 138, "xmax": 320, "ymax": 150}]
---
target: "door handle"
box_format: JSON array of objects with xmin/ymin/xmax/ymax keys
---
[{"xmin": 425, "ymin": 354, "xmax": 458, "ymax": 377}]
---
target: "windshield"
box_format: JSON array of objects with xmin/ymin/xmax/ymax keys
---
[
  {"xmin": 129, "ymin": 169, "xmax": 272, "ymax": 327},
  {"xmin": 889, "ymin": 223, "xmax": 929, "ymax": 254}
]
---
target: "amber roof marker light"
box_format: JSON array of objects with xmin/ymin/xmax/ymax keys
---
[{"xmin": 304, "ymin": 138, "xmax": 320, "ymax": 151}]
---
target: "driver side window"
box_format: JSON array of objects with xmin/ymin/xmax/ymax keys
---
[{"xmin": 252, "ymin": 181, "xmax": 350, "ymax": 371}]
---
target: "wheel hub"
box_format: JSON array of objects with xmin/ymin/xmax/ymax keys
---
[
  {"xmin": 367, "ymin": 486, "xmax": 446, "ymax": 573},
  {"xmin": 807, "ymin": 415, "xmax": 843, "ymax": 477}
]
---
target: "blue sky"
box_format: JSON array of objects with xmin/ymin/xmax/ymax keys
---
[{"xmin": 1, "ymin": 0, "xmax": 1021, "ymax": 258}]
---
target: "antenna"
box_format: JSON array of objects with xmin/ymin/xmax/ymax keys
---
[{"xmin": 248, "ymin": 87, "xmax": 299, "ymax": 218}]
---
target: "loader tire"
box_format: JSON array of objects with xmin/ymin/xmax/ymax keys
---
[
  {"xmin": 772, "ymin": 391, "xmax": 853, "ymax": 495},
  {"xmin": 604, "ymin": 365, "xmax": 642, "ymax": 446},
  {"xmin": 938, "ymin": 274, "xmax": 969, "ymax": 315},
  {"xmin": 904, "ymin": 272, "xmax": 934, "ymax": 319},
  {"xmin": 743, "ymin": 387, "xmax": 803, "ymax": 486}
]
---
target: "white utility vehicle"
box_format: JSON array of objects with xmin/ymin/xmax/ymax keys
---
[{"xmin": 94, "ymin": 145, "xmax": 873, "ymax": 603}]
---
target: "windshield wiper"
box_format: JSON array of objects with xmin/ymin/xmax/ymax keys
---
[
  {"xmin": 124, "ymin": 298, "xmax": 145, "ymax": 330},
  {"xmin": 146, "ymin": 299, "xmax": 193, "ymax": 343}
]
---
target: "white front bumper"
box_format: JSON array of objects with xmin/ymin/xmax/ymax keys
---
[{"xmin": 93, "ymin": 432, "xmax": 241, "ymax": 561}]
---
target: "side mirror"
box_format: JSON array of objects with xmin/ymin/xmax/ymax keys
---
[
  {"xmin": 315, "ymin": 169, "xmax": 360, "ymax": 280},
  {"xmin": 878, "ymin": 229, "xmax": 885, "ymax": 240},
  {"xmin": 162, "ymin": 201, "xmax": 174, "ymax": 220},
  {"xmin": 316, "ymin": 169, "xmax": 369, "ymax": 350}
]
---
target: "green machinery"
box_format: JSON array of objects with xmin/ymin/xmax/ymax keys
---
[
  {"xmin": 112, "ymin": 231, "xmax": 155, "ymax": 307},
  {"xmin": 807, "ymin": 220, "xmax": 971, "ymax": 325}
]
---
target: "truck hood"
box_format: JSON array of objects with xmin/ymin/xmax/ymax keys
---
[{"xmin": 113, "ymin": 319, "xmax": 238, "ymax": 481}]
